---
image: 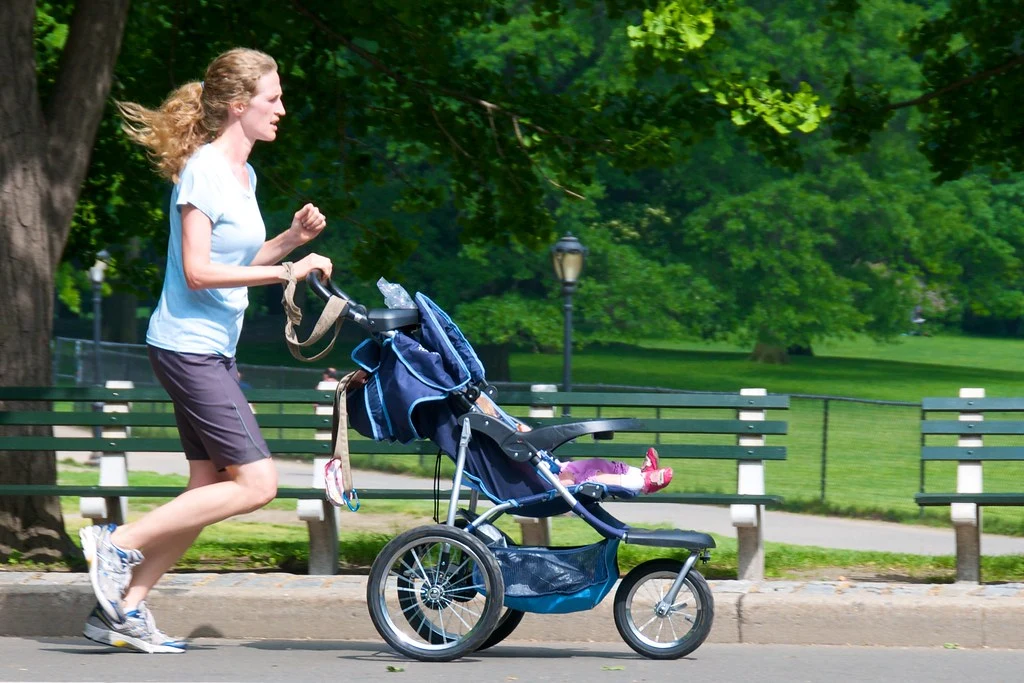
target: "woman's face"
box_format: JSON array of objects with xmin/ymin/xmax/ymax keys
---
[{"xmin": 238, "ymin": 70, "xmax": 285, "ymax": 142}]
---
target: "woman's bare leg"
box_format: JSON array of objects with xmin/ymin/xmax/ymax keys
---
[
  {"xmin": 105, "ymin": 457, "xmax": 277, "ymax": 612},
  {"xmin": 110, "ymin": 457, "xmax": 277, "ymax": 554},
  {"xmin": 119, "ymin": 460, "xmax": 237, "ymax": 611}
]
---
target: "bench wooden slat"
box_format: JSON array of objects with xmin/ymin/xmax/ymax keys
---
[
  {"xmin": 922, "ymin": 398, "xmax": 1024, "ymax": 412},
  {"xmin": 498, "ymin": 391, "xmax": 789, "ymax": 409},
  {"xmin": 922, "ymin": 421, "xmax": 1024, "ymax": 436},
  {"xmin": 627, "ymin": 492, "xmax": 782, "ymax": 505},
  {"xmin": 0, "ymin": 387, "xmax": 338, "ymax": 404},
  {"xmin": 556, "ymin": 443, "xmax": 786, "ymax": 460},
  {"xmin": 1, "ymin": 387, "xmax": 791, "ymax": 410},
  {"xmin": 527, "ymin": 418, "xmax": 788, "ymax": 435},
  {"xmin": 920, "ymin": 446, "xmax": 1024, "ymax": 461},
  {"xmin": 0, "ymin": 437, "xmax": 438, "ymax": 455},
  {"xmin": 0, "ymin": 485, "xmax": 473, "ymax": 500},
  {"xmin": 915, "ymin": 492, "xmax": 1024, "ymax": 506},
  {"xmin": 0, "ymin": 411, "xmax": 335, "ymax": 429},
  {"xmin": 0, "ymin": 411, "xmax": 788, "ymax": 435},
  {"xmin": 0, "ymin": 437, "xmax": 328, "ymax": 454}
]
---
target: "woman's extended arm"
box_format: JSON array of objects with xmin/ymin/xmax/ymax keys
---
[
  {"xmin": 250, "ymin": 203, "xmax": 327, "ymax": 266},
  {"xmin": 181, "ymin": 205, "xmax": 331, "ymax": 289}
]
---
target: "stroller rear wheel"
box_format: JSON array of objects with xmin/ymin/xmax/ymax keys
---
[
  {"xmin": 367, "ymin": 524, "xmax": 505, "ymax": 662},
  {"xmin": 477, "ymin": 606, "xmax": 525, "ymax": 651},
  {"xmin": 613, "ymin": 559, "xmax": 714, "ymax": 659}
]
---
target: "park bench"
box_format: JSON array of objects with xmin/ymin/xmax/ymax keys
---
[
  {"xmin": 0, "ymin": 383, "xmax": 788, "ymax": 579},
  {"xmin": 915, "ymin": 388, "xmax": 1024, "ymax": 583}
]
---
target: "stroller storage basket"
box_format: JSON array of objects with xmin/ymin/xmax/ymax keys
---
[{"xmin": 480, "ymin": 538, "xmax": 620, "ymax": 614}]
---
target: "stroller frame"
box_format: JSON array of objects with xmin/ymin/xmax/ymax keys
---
[{"xmin": 307, "ymin": 274, "xmax": 716, "ymax": 662}]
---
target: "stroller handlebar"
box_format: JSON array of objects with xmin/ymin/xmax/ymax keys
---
[
  {"xmin": 307, "ymin": 269, "xmax": 420, "ymax": 333},
  {"xmin": 307, "ymin": 269, "xmax": 357, "ymax": 303}
]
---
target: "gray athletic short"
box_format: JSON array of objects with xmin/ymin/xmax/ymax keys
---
[{"xmin": 148, "ymin": 345, "xmax": 271, "ymax": 470}]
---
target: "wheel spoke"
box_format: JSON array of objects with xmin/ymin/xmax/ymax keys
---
[
  {"xmin": 636, "ymin": 612, "xmax": 660, "ymax": 633},
  {"xmin": 444, "ymin": 601, "xmax": 477, "ymax": 632},
  {"xmin": 430, "ymin": 544, "xmax": 443, "ymax": 586},
  {"xmin": 436, "ymin": 595, "xmax": 447, "ymax": 636},
  {"xmin": 450, "ymin": 600, "xmax": 482, "ymax": 621},
  {"xmin": 400, "ymin": 600, "xmax": 424, "ymax": 617},
  {"xmin": 408, "ymin": 548, "xmax": 430, "ymax": 583},
  {"xmin": 392, "ymin": 574, "xmax": 420, "ymax": 591},
  {"xmin": 667, "ymin": 613, "xmax": 680, "ymax": 642},
  {"xmin": 444, "ymin": 557, "xmax": 473, "ymax": 584}
]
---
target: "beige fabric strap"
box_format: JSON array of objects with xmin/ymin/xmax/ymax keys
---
[
  {"xmin": 331, "ymin": 371, "xmax": 356, "ymax": 497},
  {"xmin": 280, "ymin": 262, "xmax": 349, "ymax": 362}
]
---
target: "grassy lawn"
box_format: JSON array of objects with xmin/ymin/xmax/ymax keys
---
[
  {"xmin": 511, "ymin": 337, "xmax": 1024, "ymax": 401},
  {"xmin": 237, "ymin": 330, "xmax": 1023, "ymax": 400}
]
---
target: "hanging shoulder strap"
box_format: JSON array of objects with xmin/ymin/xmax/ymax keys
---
[
  {"xmin": 324, "ymin": 371, "xmax": 359, "ymax": 511},
  {"xmin": 280, "ymin": 262, "xmax": 349, "ymax": 362}
]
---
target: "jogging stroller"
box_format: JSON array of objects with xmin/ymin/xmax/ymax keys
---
[{"xmin": 306, "ymin": 273, "xmax": 716, "ymax": 662}]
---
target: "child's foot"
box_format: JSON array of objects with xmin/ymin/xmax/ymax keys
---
[
  {"xmin": 642, "ymin": 467, "xmax": 673, "ymax": 494},
  {"xmin": 642, "ymin": 447, "xmax": 659, "ymax": 473}
]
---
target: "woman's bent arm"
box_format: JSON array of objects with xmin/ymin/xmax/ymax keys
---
[{"xmin": 181, "ymin": 205, "xmax": 331, "ymax": 288}]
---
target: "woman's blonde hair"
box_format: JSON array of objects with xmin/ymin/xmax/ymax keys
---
[{"xmin": 117, "ymin": 48, "xmax": 278, "ymax": 182}]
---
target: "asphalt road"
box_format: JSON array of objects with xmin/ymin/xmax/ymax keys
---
[{"xmin": 3, "ymin": 638, "xmax": 1024, "ymax": 682}]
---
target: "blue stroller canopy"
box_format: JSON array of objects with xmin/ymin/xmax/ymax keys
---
[{"xmin": 346, "ymin": 293, "xmax": 555, "ymax": 503}]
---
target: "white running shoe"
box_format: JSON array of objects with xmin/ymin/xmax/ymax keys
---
[
  {"xmin": 83, "ymin": 602, "xmax": 186, "ymax": 654},
  {"xmin": 79, "ymin": 524, "xmax": 144, "ymax": 622}
]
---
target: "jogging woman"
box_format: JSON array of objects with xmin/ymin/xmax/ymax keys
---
[{"xmin": 79, "ymin": 47, "xmax": 332, "ymax": 654}]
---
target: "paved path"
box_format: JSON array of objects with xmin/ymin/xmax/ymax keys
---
[
  {"xmin": 59, "ymin": 446, "xmax": 1024, "ymax": 556},
  {"xmin": 4, "ymin": 638, "xmax": 1024, "ymax": 682},
  {"xmin": 3, "ymin": 572, "xmax": 1023, "ymax": 649}
]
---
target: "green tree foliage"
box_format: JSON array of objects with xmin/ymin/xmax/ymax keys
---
[
  {"xmin": 42, "ymin": 0, "xmax": 1024, "ymax": 359},
  {"xmin": 64, "ymin": 0, "xmax": 829, "ymax": 286},
  {"xmin": 579, "ymin": 0, "xmax": 1023, "ymax": 358},
  {"xmin": 834, "ymin": 0, "xmax": 1024, "ymax": 180}
]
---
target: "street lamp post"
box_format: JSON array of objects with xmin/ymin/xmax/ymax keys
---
[
  {"xmin": 88, "ymin": 251, "xmax": 109, "ymax": 463},
  {"xmin": 88, "ymin": 250, "xmax": 110, "ymax": 387},
  {"xmin": 550, "ymin": 234, "xmax": 587, "ymax": 416}
]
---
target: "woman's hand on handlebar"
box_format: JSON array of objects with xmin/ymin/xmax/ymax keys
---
[{"xmin": 291, "ymin": 253, "xmax": 333, "ymax": 282}]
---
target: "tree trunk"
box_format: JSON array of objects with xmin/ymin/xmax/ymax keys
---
[
  {"xmin": 476, "ymin": 344, "xmax": 511, "ymax": 382},
  {"xmin": 749, "ymin": 342, "xmax": 790, "ymax": 364},
  {"xmin": 0, "ymin": 0, "xmax": 131, "ymax": 561},
  {"xmin": 786, "ymin": 344, "xmax": 814, "ymax": 357}
]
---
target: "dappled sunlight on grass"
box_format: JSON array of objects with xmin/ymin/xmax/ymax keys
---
[{"xmin": 511, "ymin": 340, "xmax": 1024, "ymax": 402}]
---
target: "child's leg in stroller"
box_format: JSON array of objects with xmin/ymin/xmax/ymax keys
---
[
  {"xmin": 559, "ymin": 458, "xmax": 630, "ymax": 484},
  {"xmin": 558, "ymin": 457, "xmax": 674, "ymax": 494}
]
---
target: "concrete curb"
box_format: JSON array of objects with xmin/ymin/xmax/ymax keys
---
[{"xmin": 2, "ymin": 572, "xmax": 1023, "ymax": 648}]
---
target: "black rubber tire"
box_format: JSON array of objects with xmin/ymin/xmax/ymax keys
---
[
  {"xmin": 476, "ymin": 607, "xmax": 526, "ymax": 651},
  {"xmin": 613, "ymin": 559, "xmax": 714, "ymax": 659},
  {"xmin": 457, "ymin": 516, "xmax": 524, "ymax": 652},
  {"xmin": 367, "ymin": 524, "xmax": 505, "ymax": 662}
]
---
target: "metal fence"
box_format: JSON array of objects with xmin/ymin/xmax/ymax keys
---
[{"xmin": 54, "ymin": 336, "xmax": 325, "ymax": 390}]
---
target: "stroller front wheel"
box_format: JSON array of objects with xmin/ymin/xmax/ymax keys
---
[
  {"xmin": 367, "ymin": 524, "xmax": 505, "ymax": 662},
  {"xmin": 613, "ymin": 559, "xmax": 714, "ymax": 659}
]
